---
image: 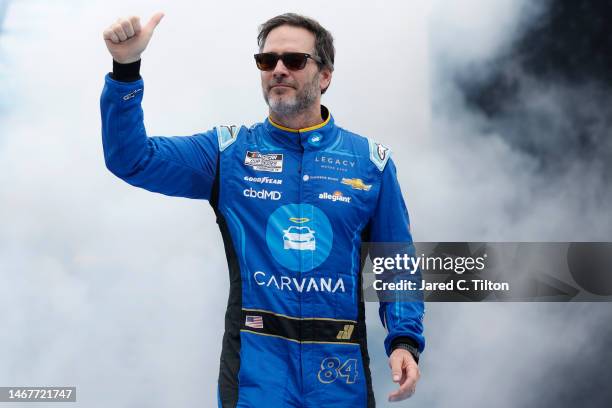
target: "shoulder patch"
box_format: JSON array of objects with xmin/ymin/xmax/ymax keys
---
[
  {"xmin": 216, "ymin": 125, "xmax": 240, "ymax": 152},
  {"xmin": 368, "ymin": 138, "xmax": 391, "ymax": 171}
]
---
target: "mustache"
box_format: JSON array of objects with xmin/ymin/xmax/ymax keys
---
[{"xmin": 268, "ymin": 78, "xmax": 296, "ymax": 89}]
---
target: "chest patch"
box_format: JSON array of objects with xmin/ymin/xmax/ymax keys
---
[{"xmin": 244, "ymin": 151, "xmax": 284, "ymax": 173}]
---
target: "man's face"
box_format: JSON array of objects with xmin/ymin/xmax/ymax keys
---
[{"xmin": 260, "ymin": 25, "xmax": 331, "ymax": 116}]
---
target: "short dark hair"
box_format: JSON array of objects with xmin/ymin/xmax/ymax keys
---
[{"xmin": 257, "ymin": 13, "xmax": 335, "ymax": 73}]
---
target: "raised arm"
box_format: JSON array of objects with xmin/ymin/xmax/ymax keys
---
[{"xmin": 100, "ymin": 14, "xmax": 218, "ymax": 200}]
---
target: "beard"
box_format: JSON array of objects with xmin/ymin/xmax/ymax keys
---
[{"xmin": 263, "ymin": 72, "xmax": 320, "ymax": 116}]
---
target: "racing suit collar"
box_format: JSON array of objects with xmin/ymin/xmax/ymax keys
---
[{"xmin": 264, "ymin": 105, "xmax": 337, "ymax": 150}]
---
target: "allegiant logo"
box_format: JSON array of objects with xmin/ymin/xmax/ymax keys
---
[
  {"xmin": 319, "ymin": 191, "xmax": 352, "ymax": 203},
  {"xmin": 243, "ymin": 188, "xmax": 282, "ymax": 200}
]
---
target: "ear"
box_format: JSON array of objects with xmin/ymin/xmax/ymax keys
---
[{"xmin": 319, "ymin": 67, "xmax": 333, "ymax": 93}]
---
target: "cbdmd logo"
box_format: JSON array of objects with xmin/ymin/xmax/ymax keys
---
[{"xmin": 243, "ymin": 188, "xmax": 282, "ymax": 200}]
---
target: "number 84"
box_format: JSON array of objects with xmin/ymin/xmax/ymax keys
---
[{"xmin": 317, "ymin": 357, "xmax": 358, "ymax": 384}]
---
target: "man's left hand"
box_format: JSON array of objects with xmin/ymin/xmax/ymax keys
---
[{"xmin": 388, "ymin": 348, "xmax": 420, "ymax": 402}]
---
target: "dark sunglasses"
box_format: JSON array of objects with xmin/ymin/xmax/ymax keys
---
[{"xmin": 254, "ymin": 52, "xmax": 322, "ymax": 71}]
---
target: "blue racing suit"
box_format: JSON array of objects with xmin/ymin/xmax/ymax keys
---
[{"xmin": 100, "ymin": 72, "xmax": 425, "ymax": 408}]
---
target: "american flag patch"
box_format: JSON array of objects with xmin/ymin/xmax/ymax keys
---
[{"xmin": 245, "ymin": 315, "xmax": 263, "ymax": 329}]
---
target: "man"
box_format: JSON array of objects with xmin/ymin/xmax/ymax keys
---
[{"xmin": 101, "ymin": 12, "xmax": 424, "ymax": 407}]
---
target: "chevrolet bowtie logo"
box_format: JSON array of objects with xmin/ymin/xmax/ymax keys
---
[
  {"xmin": 341, "ymin": 178, "xmax": 372, "ymax": 191},
  {"xmin": 336, "ymin": 324, "xmax": 355, "ymax": 340}
]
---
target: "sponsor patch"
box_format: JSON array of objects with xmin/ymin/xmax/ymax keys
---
[
  {"xmin": 341, "ymin": 178, "xmax": 372, "ymax": 191},
  {"xmin": 266, "ymin": 204, "xmax": 333, "ymax": 272},
  {"xmin": 217, "ymin": 125, "xmax": 239, "ymax": 152},
  {"xmin": 304, "ymin": 175, "xmax": 340, "ymax": 182},
  {"xmin": 245, "ymin": 151, "xmax": 283, "ymax": 173},
  {"xmin": 315, "ymin": 155, "xmax": 357, "ymax": 173},
  {"xmin": 243, "ymin": 188, "xmax": 282, "ymax": 200},
  {"xmin": 336, "ymin": 324, "xmax": 355, "ymax": 340},
  {"xmin": 243, "ymin": 175, "xmax": 283, "ymax": 185},
  {"xmin": 368, "ymin": 139, "xmax": 391, "ymax": 171},
  {"xmin": 122, "ymin": 88, "xmax": 142, "ymax": 101},
  {"xmin": 376, "ymin": 143, "xmax": 388, "ymax": 161},
  {"xmin": 253, "ymin": 271, "xmax": 345, "ymax": 293},
  {"xmin": 319, "ymin": 191, "xmax": 352, "ymax": 203},
  {"xmin": 309, "ymin": 133, "xmax": 322, "ymax": 146}
]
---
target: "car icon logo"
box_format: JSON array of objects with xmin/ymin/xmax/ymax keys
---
[{"xmin": 282, "ymin": 226, "xmax": 316, "ymax": 251}]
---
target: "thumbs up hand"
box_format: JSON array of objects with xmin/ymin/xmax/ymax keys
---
[{"xmin": 103, "ymin": 12, "xmax": 165, "ymax": 64}]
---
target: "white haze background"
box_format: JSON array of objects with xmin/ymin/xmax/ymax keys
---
[{"xmin": 1, "ymin": 0, "xmax": 610, "ymax": 407}]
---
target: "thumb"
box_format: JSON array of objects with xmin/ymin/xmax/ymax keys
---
[
  {"xmin": 144, "ymin": 12, "xmax": 164, "ymax": 33},
  {"xmin": 390, "ymin": 357, "xmax": 402, "ymax": 382}
]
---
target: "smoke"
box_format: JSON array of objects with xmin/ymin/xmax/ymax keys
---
[
  {"xmin": 1, "ymin": 0, "xmax": 611, "ymax": 407},
  {"xmin": 391, "ymin": 1, "xmax": 612, "ymax": 407},
  {"xmin": 415, "ymin": 0, "xmax": 612, "ymax": 242}
]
